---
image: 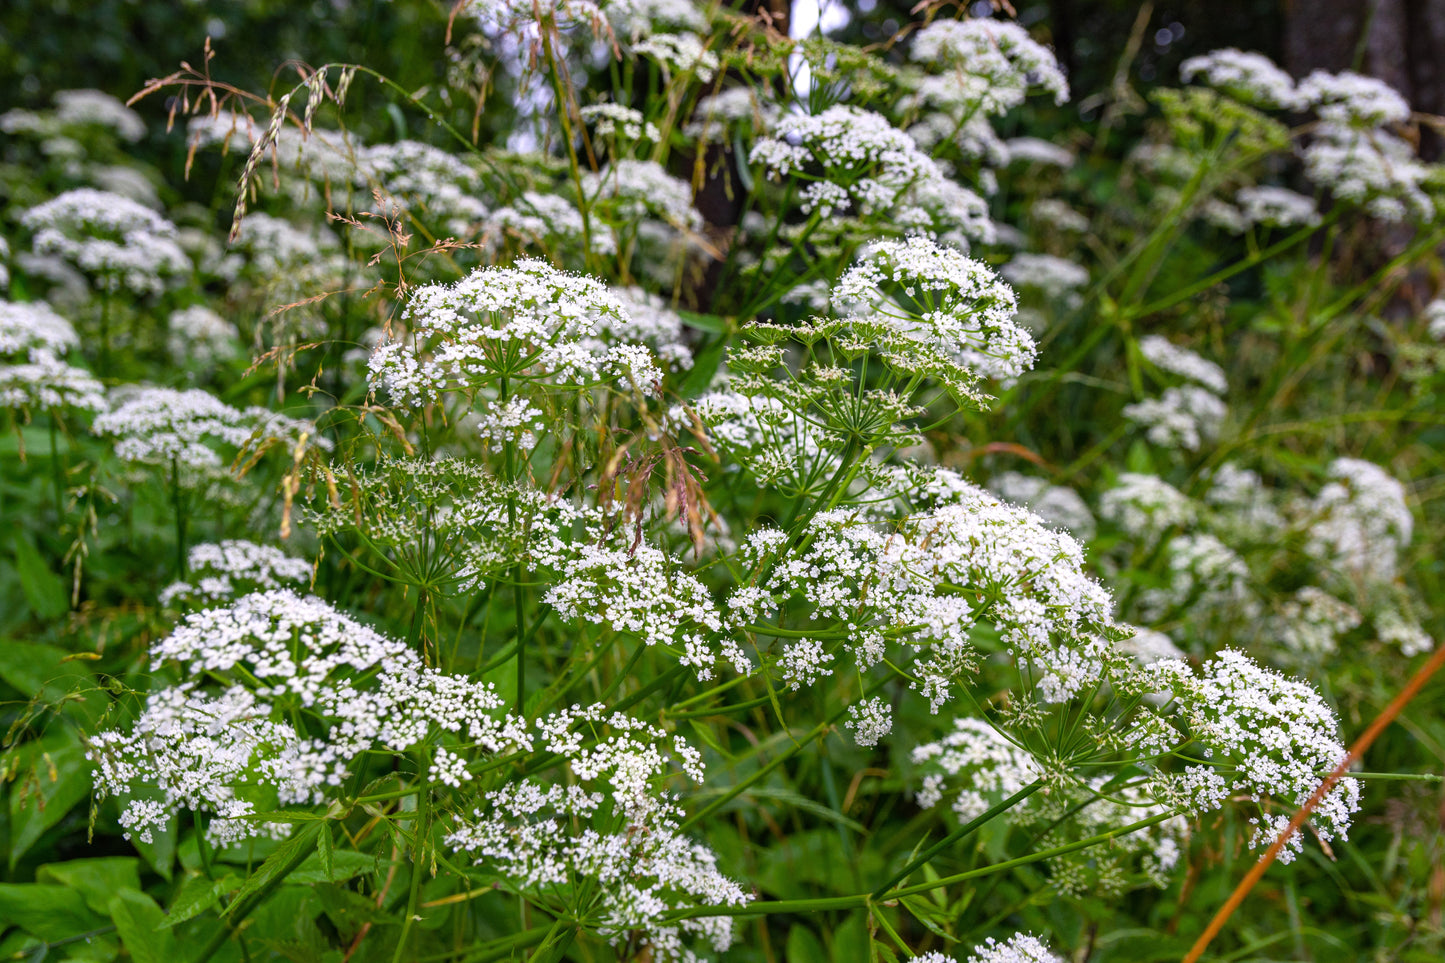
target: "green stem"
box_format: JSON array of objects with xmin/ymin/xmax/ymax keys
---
[
  {"xmin": 392, "ymin": 779, "xmax": 432, "ymax": 963},
  {"xmin": 871, "ymin": 780, "xmax": 1044, "ymax": 897},
  {"xmin": 660, "ymin": 809, "xmax": 1178, "ymax": 922}
]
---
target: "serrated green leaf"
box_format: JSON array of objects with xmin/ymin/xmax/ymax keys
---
[
  {"xmin": 288, "ymin": 848, "xmax": 376, "ymax": 884},
  {"xmin": 161, "ymin": 873, "xmax": 237, "ymax": 928},
  {"xmin": 223, "ymin": 821, "xmax": 324, "ymax": 919}
]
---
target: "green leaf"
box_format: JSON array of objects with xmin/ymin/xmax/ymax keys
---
[
  {"xmin": 223, "ymin": 821, "xmax": 324, "ymax": 919},
  {"xmin": 317, "ymin": 823, "xmax": 334, "ymax": 880},
  {"xmin": 678, "ymin": 334, "xmax": 730, "ymax": 399},
  {"xmin": 8, "ymin": 732, "xmax": 93, "ymax": 868},
  {"xmin": 161, "ymin": 873, "xmax": 237, "ymax": 928},
  {"xmin": 677, "ymin": 309, "xmax": 731, "ymax": 335},
  {"xmin": 897, "ymin": 895, "xmax": 955, "ymax": 942},
  {"xmin": 288, "ymin": 848, "xmax": 376, "ymax": 885},
  {"xmin": 784, "ymin": 926, "xmax": 828, "ymax": 963},
  {"xmin": 0, "ymin": 883, "xmax": 106, "ymax": 941},
  {"xmin": 108, "ymin": 890, "xmax": 177, "ymax": 963},
  {"xmin": 36, "ymin": 857, "xmax": 142, "ymax": 916},
  {"xmin": 12, "ymin": 532, "xmax": 68, "ymax": 619}
]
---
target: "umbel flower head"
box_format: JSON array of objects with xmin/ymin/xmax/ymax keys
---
[
  {"xmin": 21, "ymin": 188, "xmax": 190, "ymax": 295},
  {"xmin": 93, "ymin": 385, "xmax": 328, "ymax": 471},
  {"xmin": 367, "ymin": 260, "xmax": 666, "ymax": 447},
  {"xmin": 908, "ymin": 17, "xmax": 1070, "ymax": 113},
  {"xmin": 89, "ymin": 590, "xmax": 533, "ymax": 847},
  {"xmin": 445, "ymin": 705, "xmax": 748, "ymax": 962},
  {"xmin": 1148, "ymin": 648, "xmax": 1360, "ymax": 863},
  {"xmin": 0, "ymin": 299, "xmax": 81, "ymax": 362},
  {"xmin": 832, "ymin": 235, "xmax": 1033, "ymax": 384},
  {"xmin": 158, "ymin": 539, "xmax": 313, "ymax": 608}
]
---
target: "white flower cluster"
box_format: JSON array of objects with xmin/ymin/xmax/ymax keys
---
[
  {"xmin": 158, "ymin": 540, "xmax": 313, "ymax": 607},
  {"xmin": 1123, "ymin": 386, "xmax": 1228, "ymax": 451},
  {"xmin": 1138, "ymin": 533, "xmax": 1259, "ymax": 625},
  {"xmin": 1004, "ymin": 137, "xmax": 1075, "ymax": 168},
  {"xmin": 1273, "ymin": 587, "xmax": 1362, "ymax": 658},
  {"xmin": 909, "ymin": 18, "xmax": 1070, "ymax": 112},
  {"xmin": 634, "ymin": 32, "xmax": 719, "ymax": 82},
  {"xmin": 1306, "ymin": 457, "xmax": 1413, "ymax": 581},
  {"xmin": 1126, "ymin": 338, "xmax": 1228, "ymax": 451},
  {"xmin": 610, "ymin": 286, "xmax": 693, "ymax": 369},
  {"xmin": 1375, "ymin": 608, "xmax": 1433, "ymax": 658},
  {"xmin": 1298, "ymin": 70, "xmax": 1411, "ymax": 128},
  {"xmin": 1149, "ymin": 649, "xmax": 1360, "ymax": 863},
  {"xmin": 581, "ymin": 103, "xmax": 660, "ymax": 142},
  {"xmin": 607, "ymin": 0, "xmax": 707, "ymax": 40},
  {"xmin": 1234, "ymin": 186, "xmax": 1322, "ymax": 229},
  {"xmin": 1099, "ymin": 473, "xmax": 1195, "ymax": 543},
  {"xmin": 989, "ymin": 471, "xmax": 1096, "ymax": 540},
  {"xmin": 911, "ymin": 718, "xmax": 1188, "ymax": 894},
  {"xmin": 230, "ymin": 212, "xmax": 347, "ymax": 286},
  {"xmin": 912, "ymin": 717, "xmax": 1040, "ymax": 817},
  {"xmin": 1179, "ymin": 48, "xmax": 1301, "ymax": 110},
  {"xmin": 581, "ymin": 159, "xmax": 702, "ymax": 231},
  {"xmin": 1138, "ymin": 335, "xmax": 1228, "ymax": 393},
  {"xmin": 93, "ymin": 386, "xmax": 327, "ymax": 470},
  {"xmin": 168, "ymin": 305, "xmax": 239, "ymax": 366},
  {"xmin": 359, "ymin": 139, "xmax": 490, "ymax": 234},
  {"xmin": 0, "ymin": 88, "xmax": 146, "ymax": 142},
  {"xmin": 21, "ymin": 189, "xmax": 190, "ymax": 295},
  {"xmin": 0, "ymin": 359, "xmax": 107, "ymax": 415},
  {"xmin": 0, "ymin": 299, "xmax": 105, "ymax": 414},
  {"xmin": 90, "ymin": 590, "xmax": 533, "ymax": 846},
  {"xmin": 957, "ymin": 933, "xmax": 1064, "ymax": 963},
  {"xmin": 0, "ymin": 299, "xmax": 80, "ymax": 361},
  {"xmin": 684, "ymin": 87, "xmax": 777, "ymax": 141},
  {"xmin": 833, "ymin": 236, "xmax": 1032, "ymax": 382},
  {"xmin": 367, "ymin": 261, "xmax": 666, "ymax": 437},
  {"xmin": 536, "ymin": 510, "xmax": 747, "ymax": 681},
  {"xmin": 486, "ymin": 190, "xmax": 618, "ymax": 257},
  {"xmin": 445, "ymin": 706, "xmax": 748, "ymax": 963},
  {"xmin": 1000, "ymin": 253, "xmax": 1089, "ymax": 301},
  {"xmin": 737, "ymin": 471, "xmax": 1117, "ymax": 714},
  {"xmin": 750, "ymin": 106, "xmax": 949, "ymax": 223},
  {"xmin": 1301, "ymin": 124, "xmax": 1436, "ymax": 223},
  {"xmin": 846, "ymin": 697, "xmax": 895, "ymax": 748}
]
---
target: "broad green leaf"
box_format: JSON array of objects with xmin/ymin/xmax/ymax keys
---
[
  {"xmin": 36, "ymin": 857, "xmax": 142, "ymax": 916},
  {"xmin": 8, "ymin": 733, "xmax": 92, "ymax": 867},
  {"xmin": 0, "ymin": 883, "xmax": 105, "ymax": 941},
  {"xmin": 784, "ymin": 926, "xmax": 828, "ymax": 963},
  {"xmin": 11, "ymin": 532, "xmax": 68, "ymax": 619},
  {"xmin": 108, "ymin": 890, "xmax": 177, "ymax": 963}
]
